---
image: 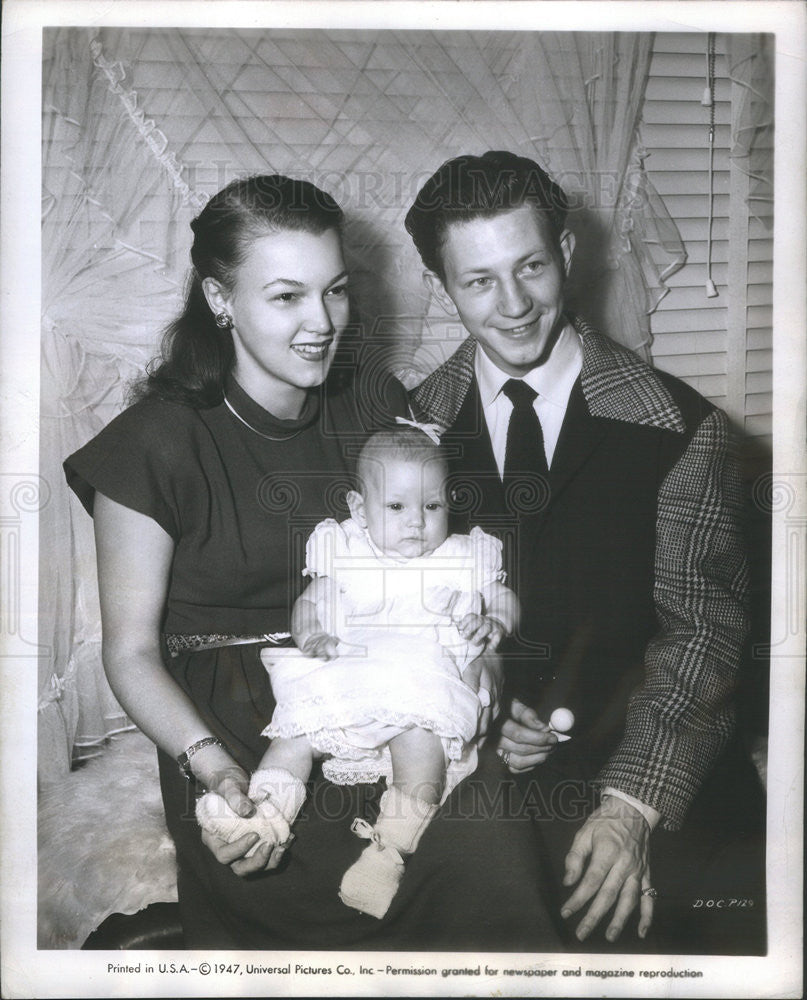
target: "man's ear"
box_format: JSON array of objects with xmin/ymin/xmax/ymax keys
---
[
  {"xmin": 201, "ymin": 276, "xmax": 232, "ymax": 318},
  {"xmin": 346, "ymin": 489, "xmax": 366, "ymax": 526},
  {"xmin": 558, "ymin": 229, "xmax": 576, "ymax": 278},
  {"xmin": 423, "ymin": 270, "xmax": 458, "ymax": 316}
]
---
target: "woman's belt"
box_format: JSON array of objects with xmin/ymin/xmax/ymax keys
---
[{"xmin": 164, "ymin": 632, "xmax": 292, "ymax": 658}]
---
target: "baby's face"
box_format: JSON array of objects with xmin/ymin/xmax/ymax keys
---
[{"xmin": 360, "ymin": 458, "xmax": 449, "ymax": 558}]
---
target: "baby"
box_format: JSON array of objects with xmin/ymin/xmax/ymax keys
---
[{"xmin": 197, "ymin": 427, "xmax": 518, "ymax": 919}]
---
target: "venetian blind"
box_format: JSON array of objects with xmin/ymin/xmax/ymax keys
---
[{"xmin": 643, "ymin": 32, "xmax": 773, "ymax": 450}]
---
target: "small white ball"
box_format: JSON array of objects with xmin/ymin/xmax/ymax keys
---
[{"xmin": 549, "ymin": 707, "xmax": 574, "ymax": 733}]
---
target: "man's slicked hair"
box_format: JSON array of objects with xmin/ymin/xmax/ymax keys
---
[{"xmin": 404, "ymin": 150, "xmax": 569, "ymax": 279}]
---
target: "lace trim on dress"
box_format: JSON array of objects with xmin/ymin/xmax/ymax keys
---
[
  {"xmin": 322, "ymin": 758, "xmax": 392, "ymax": 786},
  {"xmin": 264, "ymin": 711, "xmax": 471, "ymax": 762}
]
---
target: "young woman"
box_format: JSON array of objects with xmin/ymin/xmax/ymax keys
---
[{"xmin": 64, "ymin": 174, "xmax": 560, "ymax": 950}]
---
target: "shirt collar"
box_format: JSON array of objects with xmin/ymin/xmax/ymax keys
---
[{"xmin": 474, "ymin": 322, "xmax": 583, "ymax": 408}]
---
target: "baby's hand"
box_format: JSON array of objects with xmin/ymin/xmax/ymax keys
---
[
  {"xmin": 457, "ymin": 613, "xmax": 506, "ymax": 651},
  {"xmin": 300, "ymin": 631, "xmax": 340, "ymax": 660}
]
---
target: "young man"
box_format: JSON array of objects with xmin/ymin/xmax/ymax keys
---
[{"xmin": 406, "ymin": 151, "xmax": 765, "ymax": 951}]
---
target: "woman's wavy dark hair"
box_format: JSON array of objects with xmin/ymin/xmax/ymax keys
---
[{"xmin": 131, "ymin": 174, "xmax": 344, "ymax": 407}]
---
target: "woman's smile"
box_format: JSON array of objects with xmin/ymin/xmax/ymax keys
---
[{"xmin": 290, "ymin": 339, "xmax": 333, "ymax": 361}]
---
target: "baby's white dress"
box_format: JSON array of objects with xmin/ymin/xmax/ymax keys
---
[{"xmin": 262, "ymin": 518, "xmax": 505, "ymax": 798}]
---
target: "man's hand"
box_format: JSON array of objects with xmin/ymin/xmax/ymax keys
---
[
  {"xmin": 462, "ymin": 649, "xmax": 503, "ymax": 736},
  {"xmin": 561, "ymin": 795, "xmax": 654, "ymax": 942},
  {"xmin": 497, "ymin": 698, "xmax": 558, "ymax": 771}
]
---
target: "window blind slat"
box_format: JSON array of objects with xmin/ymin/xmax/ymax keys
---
[{"xmin": 645, "ymin": 33, "xmax": 772, "ymax": 439}]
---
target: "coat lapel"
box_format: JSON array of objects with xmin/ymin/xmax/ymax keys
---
[
  {"xmin": 576, "ymin": 318, "xmax": 685, "ymax": 433},
  {"xmin": 546, "ymin": 377, "xmax": 608, "ymax": 507},
  {"xmin": 443, "ymin": 379, "xmax": 506, "ymax": 517},
  {"xmin": 410, "ymin": 336, "xmax": 476, "ymax": 431}
]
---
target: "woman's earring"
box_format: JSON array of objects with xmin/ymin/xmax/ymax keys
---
[{"xmin": 215, "ymin": 311, "xmax": 233, "ymax": 330}]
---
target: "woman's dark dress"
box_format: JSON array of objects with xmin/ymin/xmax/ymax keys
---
[{"xmin": 65, "ymin": 375, "xmax": 561, "ymax": 951}]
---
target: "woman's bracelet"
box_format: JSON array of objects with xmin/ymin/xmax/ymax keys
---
[{"xmin": 177, "ymin": 736, "xmax": 224, "ymax": 781}]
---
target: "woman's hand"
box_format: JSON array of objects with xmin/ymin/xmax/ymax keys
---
[
  {"xmin": 497, "ymin": 698, "xmax": 558, "ymax": 772},
  {"xmin": 193, "ymin": 743, "xmax": 289, "ymax": 874},
  {"xmin": 200, "ymin": 827, "xmax": 279, "ymax": 875}
]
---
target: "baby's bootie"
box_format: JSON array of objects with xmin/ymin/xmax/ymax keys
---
[
  {"xmin": 195, "ymin": 766, "xmax": 306, "ymax": 857},
  {"xmin": 339, "ymin": 786, "xmax": 438, "ymax": 919}
]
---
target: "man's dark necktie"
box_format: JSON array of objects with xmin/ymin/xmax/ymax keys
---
[{"xmin": 502, "ymin": 378, "xmax": 549, "ymax": 484}]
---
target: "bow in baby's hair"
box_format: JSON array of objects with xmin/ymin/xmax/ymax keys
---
[{"xmin": 395, "ymin": 413, "xmax": 443, "ymax": 446}]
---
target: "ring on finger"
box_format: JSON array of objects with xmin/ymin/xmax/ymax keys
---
[
  {"xmin": 498, "ymin": 749, "xmax": 511, "ymax": 767},
  {"xmin": 641, "ymin": 887, "xmax": 658, "ymax": 898}
]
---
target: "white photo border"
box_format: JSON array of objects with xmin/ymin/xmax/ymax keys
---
[{"xmin": 1, "ymin": 2, "xmax": 803, "ymax": 998}]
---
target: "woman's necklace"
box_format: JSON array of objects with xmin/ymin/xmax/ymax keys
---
[{"xmin": 223, "ymin": 394, "xmax": 310, "ymax": 442}]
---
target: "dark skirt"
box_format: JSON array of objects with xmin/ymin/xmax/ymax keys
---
[{"xmin": 160, "ymin": 642, "xmax": 563, "ymax": 951}]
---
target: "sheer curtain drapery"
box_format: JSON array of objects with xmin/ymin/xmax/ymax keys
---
[
  {"xmin": 40, "ymin": 28, "xmax": 684, "ymax": 779},
  {"xmin": 40, "ymin": 28, "xmax": 199, "ymax": 778},
  {"xmin": 505, "ymin": 33, "xmax": 686, "ymax": 359},
  {"xmin": 726, "ymin": 33, "xmax": 774, "ymax": 225}
]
